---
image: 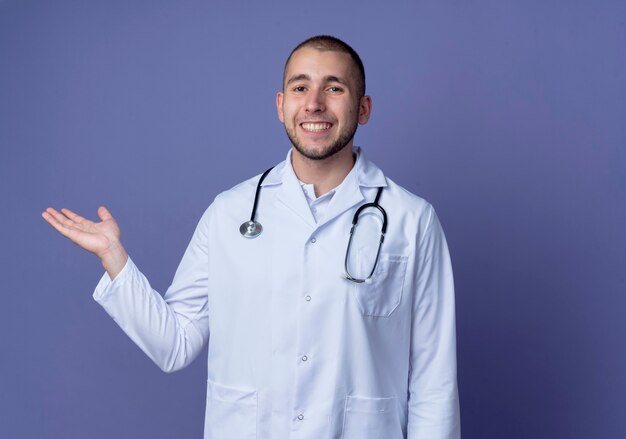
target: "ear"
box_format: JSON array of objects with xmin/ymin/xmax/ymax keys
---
[
  {"xmin": 276, "ymin": 92, "xmax": 285, "ymax": 123},
  {"xmin": 357, "ymin": 95, "xmax": 372, "ymax": 125}
]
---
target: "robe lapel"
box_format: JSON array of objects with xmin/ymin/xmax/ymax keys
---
[
  {"xmin": 264, "ymin": 147, "xmax": 387, "ymax": 231},
  {"xmin": 274, "ymin": 161, "xmax": 317, "ymax": 229},
  {"xmin": 315, "ymin": 176, "xmax": 364, "ymax": 229}
]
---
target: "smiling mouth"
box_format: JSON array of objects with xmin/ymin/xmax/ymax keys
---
[{"xmin": 300, "ymin": 122, "xmax": 332, "ymax": 132}]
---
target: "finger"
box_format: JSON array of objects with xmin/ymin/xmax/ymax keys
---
[
  {"xmin": 44, "ymin": 207, "xmax": 61, "ymax": 217},
  {"xmin": 97, "ymin": 206, "xmax": 113, "ymax": 221},
  {"xmin": 60, "ymin": 207, "xmax": 89, "ymax": 225},
  {"xmin": 42, "ymin": 210, "xmax": 74, "ymax": 238},
  {"xmin": 42, "ymin": 210, "xmax": 56, "ymax": 225},
  {"xmin": 45, "ymin": 207, "xmax": 76, "ymax": 229}
]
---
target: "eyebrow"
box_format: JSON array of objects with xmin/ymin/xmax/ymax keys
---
[{"xmin": 285, "ymin": 74, "xmax": 348, "ymax": 86}]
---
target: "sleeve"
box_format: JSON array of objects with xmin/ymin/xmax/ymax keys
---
[
  {"xmin": 92, "ymin": 207, "xmax": 212, "ymax": 373},
  {"xmin": 407, "ymin": 205, "xmax": 461, "ymax": 438}
]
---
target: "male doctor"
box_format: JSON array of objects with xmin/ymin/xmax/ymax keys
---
[{"xmin": 42, "ymin": 35, "xmax": 460, "ymax": 438}]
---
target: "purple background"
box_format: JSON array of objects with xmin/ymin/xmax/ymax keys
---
[{"xmin": 1, "ymin": 0, "xmax": 625, "ymax": 437}]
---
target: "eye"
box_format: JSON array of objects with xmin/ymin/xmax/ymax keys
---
[
  {"xmin": 292, "ymin": 86, "xmax": 306, "ymax": 92},
  {"xmin": 327, "ymin": 86, "xmax": 343, "ymax": 93}
]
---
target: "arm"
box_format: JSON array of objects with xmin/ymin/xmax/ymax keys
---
[
  {"xmin": 407, "ymin": 206, "xmax": 461, "ymax": 438},
  {"xmin": 42, "ymin": 206, "xmax": 210, "ymax": 372}
]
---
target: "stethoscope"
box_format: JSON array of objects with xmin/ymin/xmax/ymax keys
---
[{"xmin": 239, "ymin": 167, "xmax": 388, "ymax": 283}]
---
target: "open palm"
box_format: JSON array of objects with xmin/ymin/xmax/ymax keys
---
[{"xmin": 42, "ymin": 206, "xmax": 122, "ymax": 258}]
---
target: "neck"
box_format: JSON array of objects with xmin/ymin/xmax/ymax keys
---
[{"xmin": 291, "ymin": 145, "xmax": 356, "ymax": 197}]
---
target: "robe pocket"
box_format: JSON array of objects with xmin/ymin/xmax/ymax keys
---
[
  {"xmin": 205, "ymin": 380, "xmax": 257, "ymax": 439},
  {"xmin": 342, "ymin": 395, "xmax": 402, "ymax": 439},
  {"xmin": 350, "ymin": 253, "xmax": 408, "ymax": 317}
]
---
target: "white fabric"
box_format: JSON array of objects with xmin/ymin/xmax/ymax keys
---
[
  {"xmin": 298, "ymin": 179, "xmax": 335, "ymax": 223},
  {"xmin": 93, "ymin": 147, "xmax": 460, "ymax": 439}
]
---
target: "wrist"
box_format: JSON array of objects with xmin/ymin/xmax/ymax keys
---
[{"xmin": 99, "ymin": 241, "xmax": 128, "ymax": 280}]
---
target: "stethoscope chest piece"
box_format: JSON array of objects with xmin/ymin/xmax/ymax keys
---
[
  {"xmin": 240, "ymin": 220, "xmax": 263, "ymax": 238},
  {"xmin": 240, "ymin": 166, "xmax": 275, "ymax": 239}
]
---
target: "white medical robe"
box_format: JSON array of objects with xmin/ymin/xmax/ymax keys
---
[{"xmin": 93, "ymin": 147, "xmax": 461, "ymax": 438}]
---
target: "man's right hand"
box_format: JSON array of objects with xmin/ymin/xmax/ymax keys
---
[{"xmin": 42, "ymin": 206, "xmax": 129, "ymax": 279}]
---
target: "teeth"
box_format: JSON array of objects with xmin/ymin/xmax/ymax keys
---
[{"xmin": 301, "ymin": 122, "xmax": 331, "ymax": 132}]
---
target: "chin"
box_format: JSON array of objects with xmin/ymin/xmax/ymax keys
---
[{"xmin": 295, "ymin": 144, "xmax": 348, "ymax": 161}]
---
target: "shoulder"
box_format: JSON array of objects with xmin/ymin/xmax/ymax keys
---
[
  {"xmin": 211, "ymin": 174, "xmax": 261, "ymax": 208},
  {"xmin": 384, "ymin": 177, "xmax": 432, "ymax": 210},
  {"xmin": 380, "ymin": 176, "xmax": 435, "ymax": 226},
  {"xmin": 357, "ymin": 150, "xmax": 437, "ymax": 234},
  {"xmin": 213, "ymin": 160, "xmax": 285, "ymax": 206},
  {"xmin": 358, "ymin": 149, "xmax": 433, "ymax": 219},
  {"xmin": 198, "ymin": 162, "xmax": 284, "ymax": 227}
]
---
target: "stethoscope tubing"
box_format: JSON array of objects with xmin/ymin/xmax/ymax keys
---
[
  {"xmin": 344, "ymin": 187, "xmax": 386, "ymax": 283},
  {"xmin": 249, "ymin": 167, "xmax": 275, "ymax": 222},
  {"xmin": 240, "ymin": 167, "xmax": 387, "ymax": 283}
]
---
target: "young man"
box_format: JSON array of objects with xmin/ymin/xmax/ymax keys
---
[{"xmin": 43, "ymin": 35, "xmax": 460, "ymax": 439}]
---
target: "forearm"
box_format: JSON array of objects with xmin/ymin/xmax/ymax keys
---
[
  {"xmin": 407, "ymin": 287, "xmax": 460, "ymax": 438},
  {"xmin": 407, "ymin": 351, "xmax": 460, "ymax": 438},
  {"xmin": 94, "ymin": 257, "xmax": 208, "ymax": 372},
  {"xmin": 408, "ymin": 205, "xmax": 461, "ymax": 438}
]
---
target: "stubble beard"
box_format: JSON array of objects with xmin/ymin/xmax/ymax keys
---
[{"xmin": 285, "ymin": 118, "xmax": 358, "ymax": 161}]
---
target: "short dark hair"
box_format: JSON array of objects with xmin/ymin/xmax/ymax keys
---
[{"xmin": 283, "ymin": 35, "xmax": 366, "ymax": 98}]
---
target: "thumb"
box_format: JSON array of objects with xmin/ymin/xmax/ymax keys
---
[{"xmin": 98, "ymin": 206, "xmax": 113, "ymax": 221}]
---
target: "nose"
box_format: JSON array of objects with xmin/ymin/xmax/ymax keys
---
[{"xmin": 305, "ymin": 88, "xmax": 325, "ymax": 113}]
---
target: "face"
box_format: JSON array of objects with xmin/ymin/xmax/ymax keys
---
[{"xmin": 277, "ymin": 47, "xmax": 371, "ymax": 161}]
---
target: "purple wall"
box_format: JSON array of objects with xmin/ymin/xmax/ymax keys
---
[{"xmin": 2, "ymin": 0, "xmax": 625, "ymax": 437}]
